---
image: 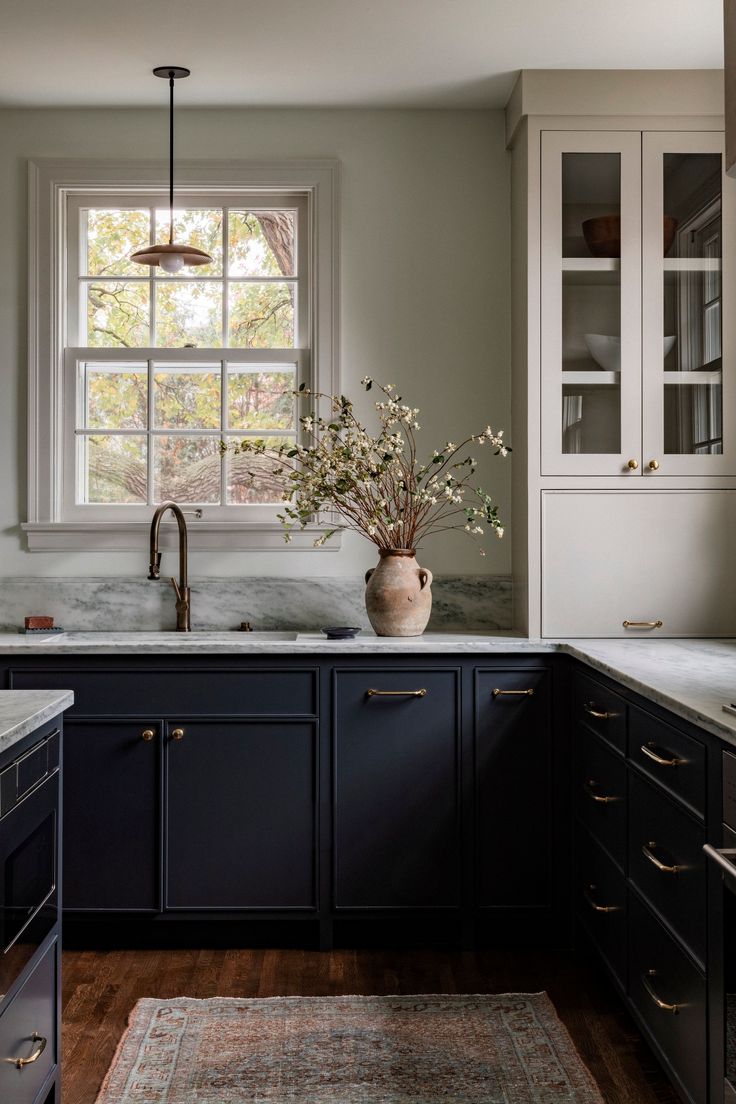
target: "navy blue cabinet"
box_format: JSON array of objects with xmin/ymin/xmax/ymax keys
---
[
  {"xmin": 63, "ymin": 720, "xmax": 159, "ymax": 911},
  {"xmin": 165, "ymin": 720, "xmax": 317, "ymax": 909},
  {"xmin": 333, "ymin": 668, "xmax": 461, "ymax": 910}
]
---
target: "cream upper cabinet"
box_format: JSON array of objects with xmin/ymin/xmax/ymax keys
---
[{"xmin": 540, "ymin": 129, "xmax": 732, "ymax": 478}]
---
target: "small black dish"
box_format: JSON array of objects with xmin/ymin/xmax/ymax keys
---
[{"xmin": 321, "ymin": 626, "xmax": 362, "ymax": 640}]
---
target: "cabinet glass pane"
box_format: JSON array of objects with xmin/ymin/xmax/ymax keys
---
[
  {"xmin": 561, "ymin": 153, "xmax": 621, "ymax": 453},
  {"xmin": 662, "ymin": 153, "xmax": 722, "ymax": 455}
]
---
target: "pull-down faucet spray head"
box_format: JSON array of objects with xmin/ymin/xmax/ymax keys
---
[{"xmin": 148, "ymin": 551, "xmax": 162, "ymax": 580}]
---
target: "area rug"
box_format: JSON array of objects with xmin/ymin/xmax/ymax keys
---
[{"xmin": 95, "ymin": 993, "xmax": 604, "ymax": 1103}]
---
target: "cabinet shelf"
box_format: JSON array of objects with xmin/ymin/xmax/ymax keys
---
[
  {"xmin": 662, "ymin": 258, "xmax": 721, "ymax": 272},
  {"xmin": 562, "ymin": 371, "xmax": 620, "ymax": 386},
  {"xmin": 663, "ymin": 370, "xmax": 722, "ymax": 385},
  {"xmin": 562, "ymin": 258, "xmax": 620, "ymax": 286}
]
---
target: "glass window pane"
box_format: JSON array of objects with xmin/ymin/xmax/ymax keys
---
[
  {"xmin": 154, "ymin": 366, "xmax": 221, "ymax": 429},
  {"xmin": 83, "ymin": 365, "xmax": 147, "ymax": 429},
  {"xmin": 81, "ymin": 435, "xmax": 147, "ymax": 504},
  {"xmin": 155, "ymin": 282, "xmax": 223, "ymax": 348},
  {"xmin": 226, "ymin": 435, "xmax": 293, "ymax": 504},
  {"xmin": 153, "ymin": 436, "xmax": 221, "ymax": 504},
  {"xmin": 86, "ymin": 281, "xmax": 150, "ymax": 347},
  {"xmin": 84, "ymin": 208, "xmax": 151, "ymax": 277},
  {"xmin": 227, "ymin": 367, "xmax": 295, "ymax": 431},
  {"xmin": 229, "ymin": 211, "xmax": 295, "ymax": 276},
  {"xmin": 228, "ymin": 283, "xmax": 295, "ymax": 348},
  {"xmin": 155, "ymin": 208, "xmax": 223, "ymax": 275}
]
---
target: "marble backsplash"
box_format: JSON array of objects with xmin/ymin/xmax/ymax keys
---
[{"xmin": 0, "ymin": 575, "xmax": 512, "ymax": 633}]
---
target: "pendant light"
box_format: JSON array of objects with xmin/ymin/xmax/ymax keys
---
[{"xmin": 131, "ymin": 67, "xmax": 212, "ymax": 273}]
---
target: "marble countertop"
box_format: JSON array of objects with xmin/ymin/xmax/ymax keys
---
[
  {"xmin": 1, "ymin": 631, "xmax": 736, "ymax": 747},
  {"xmin": 0, "ymin": 690, "xmax": 74, "ymax": 758}
]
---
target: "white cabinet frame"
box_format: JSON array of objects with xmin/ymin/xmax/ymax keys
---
[{"xmin": 540, "ymin": 131, "xmax": 642, "ymax": 476}]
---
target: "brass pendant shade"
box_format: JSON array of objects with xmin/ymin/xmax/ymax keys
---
[{"xmin": 130, "ymin": 66, "xmax": 212, "ymax": 273}]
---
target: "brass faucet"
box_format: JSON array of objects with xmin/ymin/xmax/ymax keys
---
[{"xmin": 147, "ymin": 502, "xmax": 198, "ymax": 632}]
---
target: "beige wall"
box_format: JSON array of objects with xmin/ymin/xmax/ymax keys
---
[{"xmin": 0, "ymin": 107, "xmax": 511, "ymax": 578}]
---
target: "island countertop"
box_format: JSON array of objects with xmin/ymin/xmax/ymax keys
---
[
  {"xmin": 0, "ymin": 632, "xmax": 734, "ymax": 747},
  {"xmin": 0, "ymin": 689, "xmax": 74, "ymax": 758}
]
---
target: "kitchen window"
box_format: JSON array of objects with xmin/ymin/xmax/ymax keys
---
[{"xmin": 26, "ymin": 160, "xmax": 339, "ymax": 550}]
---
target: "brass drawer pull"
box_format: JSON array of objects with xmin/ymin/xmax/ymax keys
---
[
  {"xmin": 366, "ymin": 689, "xmax": 427, "ymax": 698},
  {"xmin": 492, "ymin": 688, "xmax": 535, "ymax": 699},
  {"xmin": 583, "ymin": 702, "xmax": 618, "ymax": 720},
  {"xmin": 623, "ymin": 620, "xmax": 663, "ymax": 629},
  {"xmin": 141, "ymin": 729, "xmax": 155, "ymax": 742},
  {"xmin": 6, "ymin": 1032, "xmax": 47, "ymax": 1069},
  {"xmin": 584, "ymin": 885, "xmax": 620, "ymax": 913},
  {"xmin": 642, "ymin": 970, "xmax": 680, "ymax": 1014},
  {"xmin": 583, "ymin": 779, "xmax": 618, "ymax": 804},
  {"xmin": 642, "ymin": 841, "xmax": 680, "ymax": 874},
  {"xmin": 640, "ymin": 742, "xmax": 682, "ymax": 768},
  {"xmin": 171, "ymin": 728, "xmax": 185, "ymax": 740}
]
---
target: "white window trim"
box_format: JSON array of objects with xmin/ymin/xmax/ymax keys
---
[{"xmin": 25, "ymin": 158, "xmax": 341, "ymax": 551}]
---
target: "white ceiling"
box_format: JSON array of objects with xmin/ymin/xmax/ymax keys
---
[{"xmin": 0, "ymin": 0, "xmax": 724, "ymax": 109}]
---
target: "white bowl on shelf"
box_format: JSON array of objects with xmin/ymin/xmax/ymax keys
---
[{"xmin": 584, "ymin": 334, "xmax": 676, "ymax": 371}]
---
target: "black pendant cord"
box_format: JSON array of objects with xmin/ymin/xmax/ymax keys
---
[{"xmin": 168, "ymin": 73, "xmax": 175, "ymax": 245}]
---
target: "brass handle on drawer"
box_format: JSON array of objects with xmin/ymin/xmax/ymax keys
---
[
  {"xmin": 642, "ymin": 841, "xmax": 681, "ymax": 874},
  {"xmin": 171, "ymin": 728, "xmax": 185, "ymax": 740},
  {"xmin": 141, "ymin": 729, "xmax": 155, "ymax": 742},
  {"xmin": 642, "ymin": 970, "xmax": 680, "ymax": 1014},
  {"xmin": 6, "ymin": 1032, "xmax": 47, "ymax": 1069},
  {"xmin": 583, "ymin": 702, "xmax": 618, "ymax": 720},
  {"xmin": 584, "ymin": 884, "xmax": 620, "ymax": 913},
  {"xmin": 583, "ymin": 779, "xmax": 618, "ymax": 804},
  {"xmin": 640, "ymin": 742, "xmax": 682, "ymax": 768},
  {"xmin": 366, "ymin": 689, "xmax": 427, "ymax": 698},
  {"xmin": 623, "ymin": 620, "xmax": 663, "ymax": 629},
  {"xmin": 492, "ymin": 688, "xmax": 535, "ymax": 699}
]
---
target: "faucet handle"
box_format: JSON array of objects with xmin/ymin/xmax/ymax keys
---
[
  {"xmin": 148, "ymin": 552, "xmax": 162, "ymax": 580},
  {"xmin": 170, "ymin": 577, "xmax": 182, "ymax": 601}
]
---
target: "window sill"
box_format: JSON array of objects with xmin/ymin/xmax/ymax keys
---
[{"xmin": 22, "ymin": 521, "xmax": 342, "ymax": 553}]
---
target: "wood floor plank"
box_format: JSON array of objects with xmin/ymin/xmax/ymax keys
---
[{"xmin": 62, "ymin": 947, "xmax": 680, "ymax": 1104}]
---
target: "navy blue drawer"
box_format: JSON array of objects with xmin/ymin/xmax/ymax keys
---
[
  {"xmin": 576, "ymin": 829, "xmax": 627, "ymax": 991},
  {"xmin": 9, "ymin": 667, "xmax": 317, "ymax": 717},
  {"xmin": 629, "ymin": 707, "xmax": 705, "ymax": 819},
  {"xmin": 575, "ymin": 726, "xmax": 626, "ymax": 870},
  {"xmin": 628, "ymin": 772, "xmax": 705, "ymax": 968},
  {"xmin": 0, "ymin": 941, "xmax": 56, "ymax": 1104},
  {"xmin": 573, "ymin": 672, "xmax": 627, "ymax": 754},
  {"xmin": 628, "ymin": 894, "xmax": 706, "ymax": 1104}
]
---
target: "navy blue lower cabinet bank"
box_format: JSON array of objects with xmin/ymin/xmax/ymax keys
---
[{"xmin": 2, "ymin": 651, "xmax": 732, "ymax": 1104}]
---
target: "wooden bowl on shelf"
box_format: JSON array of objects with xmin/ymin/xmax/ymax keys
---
[{"xmin": 582, "ymin": 215, "xmax": 679, "ymax": 258}]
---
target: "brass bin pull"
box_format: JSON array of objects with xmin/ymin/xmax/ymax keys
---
[
  {"xmin": 6, "ymin": 1032, "xmax": 47, "ymax": 1069},
  {"xmin": 584, "ymin": 885, "xmax": 619, "ymax": 913},
  {"xmin": 623, "ymin": 620, "xmax": 663, "ymax": 629},
  {"xmin": 141, "ymin": 729, "xmax": 155, "ymax": 742},
  {"xmin": 642, "ymin": 841, "xmax": 680, "ymax": 874},
  {"xmin": 492, "ymin": 688, "xmax": 535, "ymax": 699},
  {"xmin": 583, "ymin": 779, "xmax": 617, "ymax": 804},
  {"xmin": 642, "ymin": 970, "xmax": 680, "ymax": 1014},
  {"xmin": 640, "ymin": 743, "xmax": 682, "ymax": 768},
  {"xmin": 171, "ymin": 728, "xmax": 185, "ymax": 740},
  {"xmin": 583, "ymin": 702, "xmax": 617, "ymax": 720},
  {"xmin": 366, "ymin": 689, "xmax": 427, "ymax": 698}
]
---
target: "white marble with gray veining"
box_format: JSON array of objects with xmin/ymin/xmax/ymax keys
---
[
  {"xmin": 0, "ymin": 690, "xmax": 74, "ymax": 758},
  {"xmin": 0, "ymin": 576, "xmax": 512, "ymax": 634}
]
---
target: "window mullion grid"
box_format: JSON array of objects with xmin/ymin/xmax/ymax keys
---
[
  {"xmin": 222, "ymin": 207, "xmax": 229, "ymax": 346},
  {"xmin": 147, "ymin": 358, "xmax": 155, "ymax": 504},
  {"xmin": 148, "ymin": 207, "xmax": 156, "ymax": 345},
  {"xmin": 221, "ymin": 358, "xmax": 228, "ymax": 506}
]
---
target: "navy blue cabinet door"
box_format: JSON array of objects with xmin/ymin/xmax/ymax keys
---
[
  {"xmin": 165, "ymin": 721, "xmax": 316, "ymax": 909},
  {"xmin": 63, "ymin": 721, "xmax": 159, "ymax": 911},
  {"xmin": 475, "ymin": 669, "xmax": 552, "ymax": 908},
  {"xmin": 333, "ymin": 669, "xmax": 461, "ymax": 909}
]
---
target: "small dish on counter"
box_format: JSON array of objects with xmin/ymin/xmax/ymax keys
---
[{"xmin": 321, "ymin": 627, "xmax": 362, "ymax": 640}]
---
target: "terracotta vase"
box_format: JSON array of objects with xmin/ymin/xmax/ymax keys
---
[{"xmin": 364, "ymin": 549, "xmax": 433, "ymax": 637}]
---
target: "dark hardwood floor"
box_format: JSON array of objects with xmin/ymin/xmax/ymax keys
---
[{"xmin": 62, "ymin": 946, "xmax": 679, "ymax": 1104}]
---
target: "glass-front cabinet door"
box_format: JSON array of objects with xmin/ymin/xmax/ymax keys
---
[
  {"xmin": 541, "ymin": 131, "xmax": 642, "ymax": 475},
  {"xmin": 642, "ymin": 132, "xmax": 734, "ymax": 475}
]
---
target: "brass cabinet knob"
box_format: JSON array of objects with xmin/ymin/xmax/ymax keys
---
[
  {"xmin": 171, "ymin": 728, "xmax": 185, "ymax": 741},
  {"xmin": 627, "ymin": 459, "xmax": 639, "ymax": 470},
  {"xmin": 648, "ymin": 459, "xmax": 660, "ymax": 471},
  {"xmin": 141, "ymin": 729, "xmax": 155, "ymax": 742}
]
